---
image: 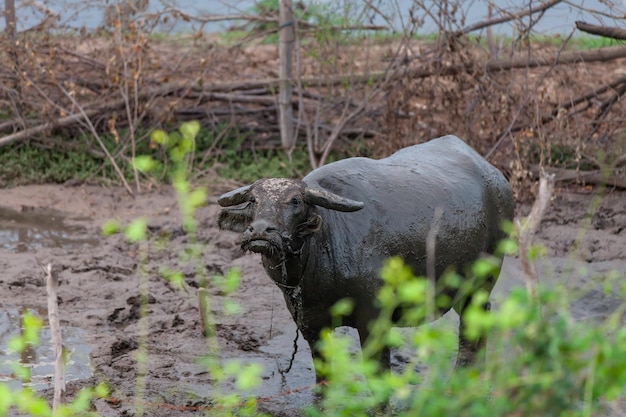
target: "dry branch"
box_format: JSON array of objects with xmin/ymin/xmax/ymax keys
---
[
  {"xmin": 456, "ymin": 0, "xmax": 563, "ymax": 36},
  {"xmin": 530, "ymin": 165, "xmax": 626, "ymax": 189},
  {"xmin": 575, "ymin": 21, "xmax": 626, "ymax": 41},
  {"xmin": 3, "ymin": 42, "xmax": 626, "ymax": 151}
]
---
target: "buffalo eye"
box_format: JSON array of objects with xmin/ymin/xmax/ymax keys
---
[
  {"xmin": 248, "ymin": 196, "xmax": 256, "ymax": 203},
  {"xmin": 290, "ymin": 197, "xmax": 302, "ymax": 207}
]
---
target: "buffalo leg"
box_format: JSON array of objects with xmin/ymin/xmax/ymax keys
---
[
  {"xmin": 301, "ymin": 336, "xmax": 326, "ymax": 384},
  {"xmin": 454, "ymin": 299, "xmax": 490, "ymax": 367},
  {"xmin": 357, "ymin": 328, "xmax": 391, "ymax": 411},
  {"xmin": 358, "ymin": 328, "xmax": 391, "ymax": 373}
]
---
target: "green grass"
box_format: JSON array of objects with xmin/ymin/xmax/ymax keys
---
[
  {"xmin": 0, "ymin": 126, "xmax": 319, "ymax": 187},
  {"xmin": 0, "ymin": 141, "xmax": 105, "ymax": 186}
]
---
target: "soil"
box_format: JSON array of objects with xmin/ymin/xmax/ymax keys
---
[{"xmin": 0, "ymin": 183, "xmax": 624, "ymax": 416}]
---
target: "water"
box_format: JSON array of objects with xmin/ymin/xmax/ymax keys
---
[
  {"xmin": 0, "ymin": 307, "xmax": 93, "ymax": 391},
  {"xmin": 3, "ymin": 0, "xmax": 624, "ymax": 35},
  {"xmin": 0, "ymin": 206, "xmax": 97, "ymax": 388},
  {"xmin": 0, "ymin": 206, "xmax": 98, "ymax": 254}
]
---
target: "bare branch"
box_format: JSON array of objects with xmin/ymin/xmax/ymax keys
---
[{"xmin": 456, "ymin": 0, "xmax": 563, "ymax": 36}]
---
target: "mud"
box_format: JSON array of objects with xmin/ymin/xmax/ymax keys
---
[{"xmin": 0, "ymin": 183, "xmax": 624, "ymax": 416}]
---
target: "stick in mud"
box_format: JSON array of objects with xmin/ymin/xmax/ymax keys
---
[
  {"xmin": 516, "ymin": 174, "xmax": 556, "ymax": 299},
  {"xmin": 44, "ymin": 263, "xmax": 66, "ymax": 411}
]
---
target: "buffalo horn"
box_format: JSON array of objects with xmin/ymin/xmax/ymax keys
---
[
  {"xmin": 218, "ymin": 184, "xmax": 252, "ymax": 207},
  {"xmin": 305, "ymin": 187, "xmax": 364, "ymax": 212}
]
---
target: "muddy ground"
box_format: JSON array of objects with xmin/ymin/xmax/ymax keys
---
[{"xmin": 0, "ymin": 183, "xmax": 624, "ymax": 416}]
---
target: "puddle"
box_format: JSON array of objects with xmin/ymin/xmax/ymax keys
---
[
  {"xmin": 0, "ymin": 307, "xmax": 93, "ymax": 390},
  {"xmin": 0, "ymin": 206, "xmax": 98, "ymax": 253}
]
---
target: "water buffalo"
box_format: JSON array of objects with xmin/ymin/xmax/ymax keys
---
[{"xmin": 218, "ymin": 135, "xmax": 514, "ymax": 381}]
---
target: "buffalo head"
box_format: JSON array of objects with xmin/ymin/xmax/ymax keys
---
[{"xmin": 218, "ymin": 178, "xmax": 363, "ymax": 260}]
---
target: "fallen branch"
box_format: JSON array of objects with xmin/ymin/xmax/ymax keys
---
[
  {"xmin": 575, "ymin": 21, "xmax": 626, "ymax": 41},
  {"xmin": 0, "ymin": 83, "xmax": 189, "ymax": 148},
  {"xmin": 529, "ymin": 165, "xmax": 626, "ymax": 189}
]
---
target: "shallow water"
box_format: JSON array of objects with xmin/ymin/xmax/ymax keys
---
[
  {"xmin": 0, "ymin": 307, "xmax": 93, "ymax": 390},
  {"xmin": 0, "ymin": 206, "xmax": 98, "ymax": 253}
]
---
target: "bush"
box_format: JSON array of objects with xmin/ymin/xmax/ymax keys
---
[{"xmin": 311, "ymin": 257, "xmax": 626, "ymax": 417}]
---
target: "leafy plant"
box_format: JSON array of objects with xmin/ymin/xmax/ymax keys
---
[
  {"xmin": 103, "ymin": 121, "xmax": 265, "ymax": 416},
  {"xmin": 310, "ymin": 256, "xmax": 626, "ymax": 416}
]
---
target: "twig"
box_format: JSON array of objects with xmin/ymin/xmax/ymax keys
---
[
  {"xmin": 44, "ymin": 263, "xmax": 66, "ymax": 413},
  {"xmin": 516, "ymin": 174, "xmax": 555, "ymax": 299},
  {"xmin": 56, "ymin": 83, "xmax": 134, "ymax": 196},
  {"xmin": 455, "ymin": 0, "xmax": 563, "ymax": 37}
]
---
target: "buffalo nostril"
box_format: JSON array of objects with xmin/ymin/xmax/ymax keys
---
[{"xmin": 249, "ymin": 219, "xmax": 277, "ymax": 234}]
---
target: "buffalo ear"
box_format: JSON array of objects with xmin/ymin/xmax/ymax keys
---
[
  {"xmin": 218, "ymin": 206, "xmax": 253, "ymax": 233},
  {"xmin": 298, "ymin": 214, "xmax": 322, "ymax": 236}
]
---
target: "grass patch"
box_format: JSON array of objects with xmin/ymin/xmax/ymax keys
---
[
  {"xmin": 0, "ymin": 140, "xmax": 107, "ymax": 187},
  {"xmin": 0, "ymin": 126, "xmax": 321, "ymax": 187}
]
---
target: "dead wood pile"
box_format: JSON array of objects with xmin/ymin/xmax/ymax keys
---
[{"xmin": 1, "ymin": 5, "xmax": 625, "ymax": 190}]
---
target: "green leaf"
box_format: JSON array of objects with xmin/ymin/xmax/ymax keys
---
[
  {"xmin": 22, "ymin": 312, "xmax": 43, "ymax": 345},
  {"xmin": 132, "ymin": 155, "xmax": 156, "ymax": 173},
  {"xmin": 161, "ymin": 268, "xmax": 185, "ymax": 289},
  {"xmin": 124, "ymin": 218, "xmax": 147, "ymax": 243},
  {"xmin": 471, "ymin": 258, "xmax": 499, "ymax": 278},
  {"xmin": 189, "ymin": 187, "xmax": 208, "ymax": 209},
  {"xmin": 497, "ymin": 238, "xmax": 518, "ymax": 256},
  {"xmin": 169, "ymin": 145, "xmax": 184, "ymax": 163},
  {"xmin": 8, "ymin": 336, "xmax": 25, "ymax": 353},
  {"xmin": 17, "ymin": 392, "xmax": 50, "ymax": 416},
  {"xmin": 223, "ymin": 299, "xmax": 243, "ymax": 315},
  {"xmin": 179, "ymin": 136, "xmax": 195, "ymax": 153},
  {"xmin": 101, "ymin": 220, "xmax": 121, "ymax": 236},
  {"xmin": 397, "ymin": 280, "xmax": 427, "ymax": 304},
  {"xmin": 222, "ymin": 267, "xmax": 241, "ymax": 294},
  {"xmin": 68, "ymin": 389, "xmax": 92, "ymax": 412},
  {"xmin": 95, "ymin": 382, "xmax": 109, "ymax": 398},
  {"xmin": 236, "ymin": 363, "xmax": 263, "ymax": 390},
  {"xmin": 330, "ymin": 298, "xmax": 354, "ymax": 317},
  {"xmin": 0, "ymin": 384, "xmax": 12, "ymax": 414},
  {"xmin": 179, "ymin": 120, "xmax": 201, "ymax": 140},
  {"xmin": 11, "ymin": 364, "xmax": 30, "ymax": 382},
  {"xmin": 150, "ymin": 129, "xmax": 169, "ymax": 146},
  {"xmin": 527, "ymin": 244, "xmax": 546, "ymax": 260}
]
